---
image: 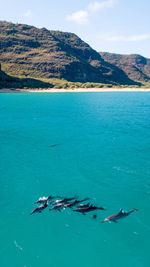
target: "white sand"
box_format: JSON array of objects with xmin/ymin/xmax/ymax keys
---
[{"xmin": 1, "ymin": 88, "xmax": 150, "ymax": 93}]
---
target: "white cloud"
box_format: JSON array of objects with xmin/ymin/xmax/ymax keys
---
[
  {"xmin": 87, "ymin": 0, "xmax": 117, "ymax": 12},
  {"xmin": 127, "ymin": 34, "xmax": 150, "ymax": 41},
  {"xmin": 97, "ymin": 33, "xmax": 150, "ymax": 42},
  {"xmin": 24, "ymin": 9, "xmax": 32, "ymax": 17},
  {"xmin": 66, "ymin": 10, "xmax": 89, "ymax": 25},
  {"xmin": 65, "ymin": 0, "xmax": 116, "ymax": 25}
]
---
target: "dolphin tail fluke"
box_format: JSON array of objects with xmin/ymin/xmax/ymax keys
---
[
  {"xmin": 132, "ymin": 208, "xmax": 139, "ymax": 211},
  {"xmin": 99, "ymin": 207, "xmax": 105, "ymax": 210}
]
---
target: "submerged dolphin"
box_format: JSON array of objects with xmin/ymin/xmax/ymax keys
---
[
  {"xmin": 73, "ymin": 204, "xmax": 105, "ymax": 215},
  {"xmin": 101, "ymin": 208, "xmax": 138, "ymax": 223},
  {"xmin": 30, "ymin": 203, "xmax": 48, "ymax": 215},
  {"xmin": 49, "ymin": 144, "xmax": 58, "ymax": 148}
]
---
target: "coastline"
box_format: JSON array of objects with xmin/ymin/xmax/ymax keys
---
[{"xmin": 0, "ymin": 87, "xmax": 150, "ymax": 93}]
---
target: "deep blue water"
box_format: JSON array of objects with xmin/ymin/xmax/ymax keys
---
[{"xmin": 0, "ymin": 92, "xmax": 150, "ymax": 267}]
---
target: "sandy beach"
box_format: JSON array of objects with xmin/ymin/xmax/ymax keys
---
[{"xmin": 0, "ymin": 87, "xmax": 150, "ymax": 93}]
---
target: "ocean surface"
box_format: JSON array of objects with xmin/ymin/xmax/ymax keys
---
[{"xmin": 0, "ymin": 92, "xmax": 150, "ymax": 267}]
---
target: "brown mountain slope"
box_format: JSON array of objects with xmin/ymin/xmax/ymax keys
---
[
  {"xmin": 0, "ymin": 21, "xmax": 138, "ymax": 85},
  {"xmin": 100, "ymin": 52, "xmax": 150, "ymax": 82}
]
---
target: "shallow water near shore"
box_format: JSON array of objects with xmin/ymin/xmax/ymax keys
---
[{"xmin": 0, "ymin": 92, "xmax": 150, "ymax": 267}]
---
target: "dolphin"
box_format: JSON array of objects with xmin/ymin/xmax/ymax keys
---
[
  {"xmin": 73, "ymin": 204, "xmax": 105, "ymax": 215},
  {"xmin": 30, "ymin": 203, "xmax": 48, "ymax": 215},
  {"xmin": 49, "ymin": 144, "xmax": 58, "ymax": 148},
  {"xmin": 64, "ymin": 198, "xmax": 90, "ymax": 208},
  {"xmin": 53, "ymin": 196, "xmax": 78, "ymax": 206},
  {"xmin": 77, "ymin": 202, "xmax": 90, "ymax": 208},
  {"xmin": 101, "ymin": 208, "xmax": 138, "ymax": 223},
  {"xmin": 49, "ymin": 202, "xmax": 65, "ymax": 212},
  {"xmin": 34, "ymin": 196, "xmax": 54, "ymax": 204}
]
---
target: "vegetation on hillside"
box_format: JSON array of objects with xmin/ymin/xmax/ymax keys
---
[
  {"xmin": 0, "ymin": 64, "xmax": 53, "ymax": 89},
  {"xmin": 0, "ymin": 21, "xmax": 143, "ymax": 88},
  {"xmin": 100, "ymin": 52, "xmax": 150, "ymax": 83}
]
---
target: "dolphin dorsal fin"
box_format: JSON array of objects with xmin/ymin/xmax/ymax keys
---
[{"xmin": 119, "ymin": 209, "xmax": 123, "ymax": 214}]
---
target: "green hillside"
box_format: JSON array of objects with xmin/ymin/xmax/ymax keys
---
[
  {"xmin": 0, "ymin": 21, "xmax": 140, "ymax": 87},
  {"xmin": 0, "ymin": 63, "xmax": 53, "ymax": 89}
]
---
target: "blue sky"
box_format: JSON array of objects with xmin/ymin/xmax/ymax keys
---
[{"xmin": 1, "ymin": 0, "xmax": 150, "ymax": 57}]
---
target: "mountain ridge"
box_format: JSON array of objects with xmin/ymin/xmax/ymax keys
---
[
  {"xmin": 100, "ymin": 52, "xmax": 150, "ymax": 83},
  {"xmin": 0, "ymin": 21, "xmax": 149, "ymax": 87}
]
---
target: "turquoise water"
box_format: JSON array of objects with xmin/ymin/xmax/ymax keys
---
[{"xmin": 0, "ymin": 92, "xmax": 150, "ymax": 267}]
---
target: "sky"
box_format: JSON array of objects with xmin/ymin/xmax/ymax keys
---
[{"xmin": 1, "ymin": 0, "xmax": 150, "ymax": 57}]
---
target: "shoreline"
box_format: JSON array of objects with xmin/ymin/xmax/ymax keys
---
[{"xmin": 0, "ymin": 87, "xmax": 150, "ymax": 93}]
